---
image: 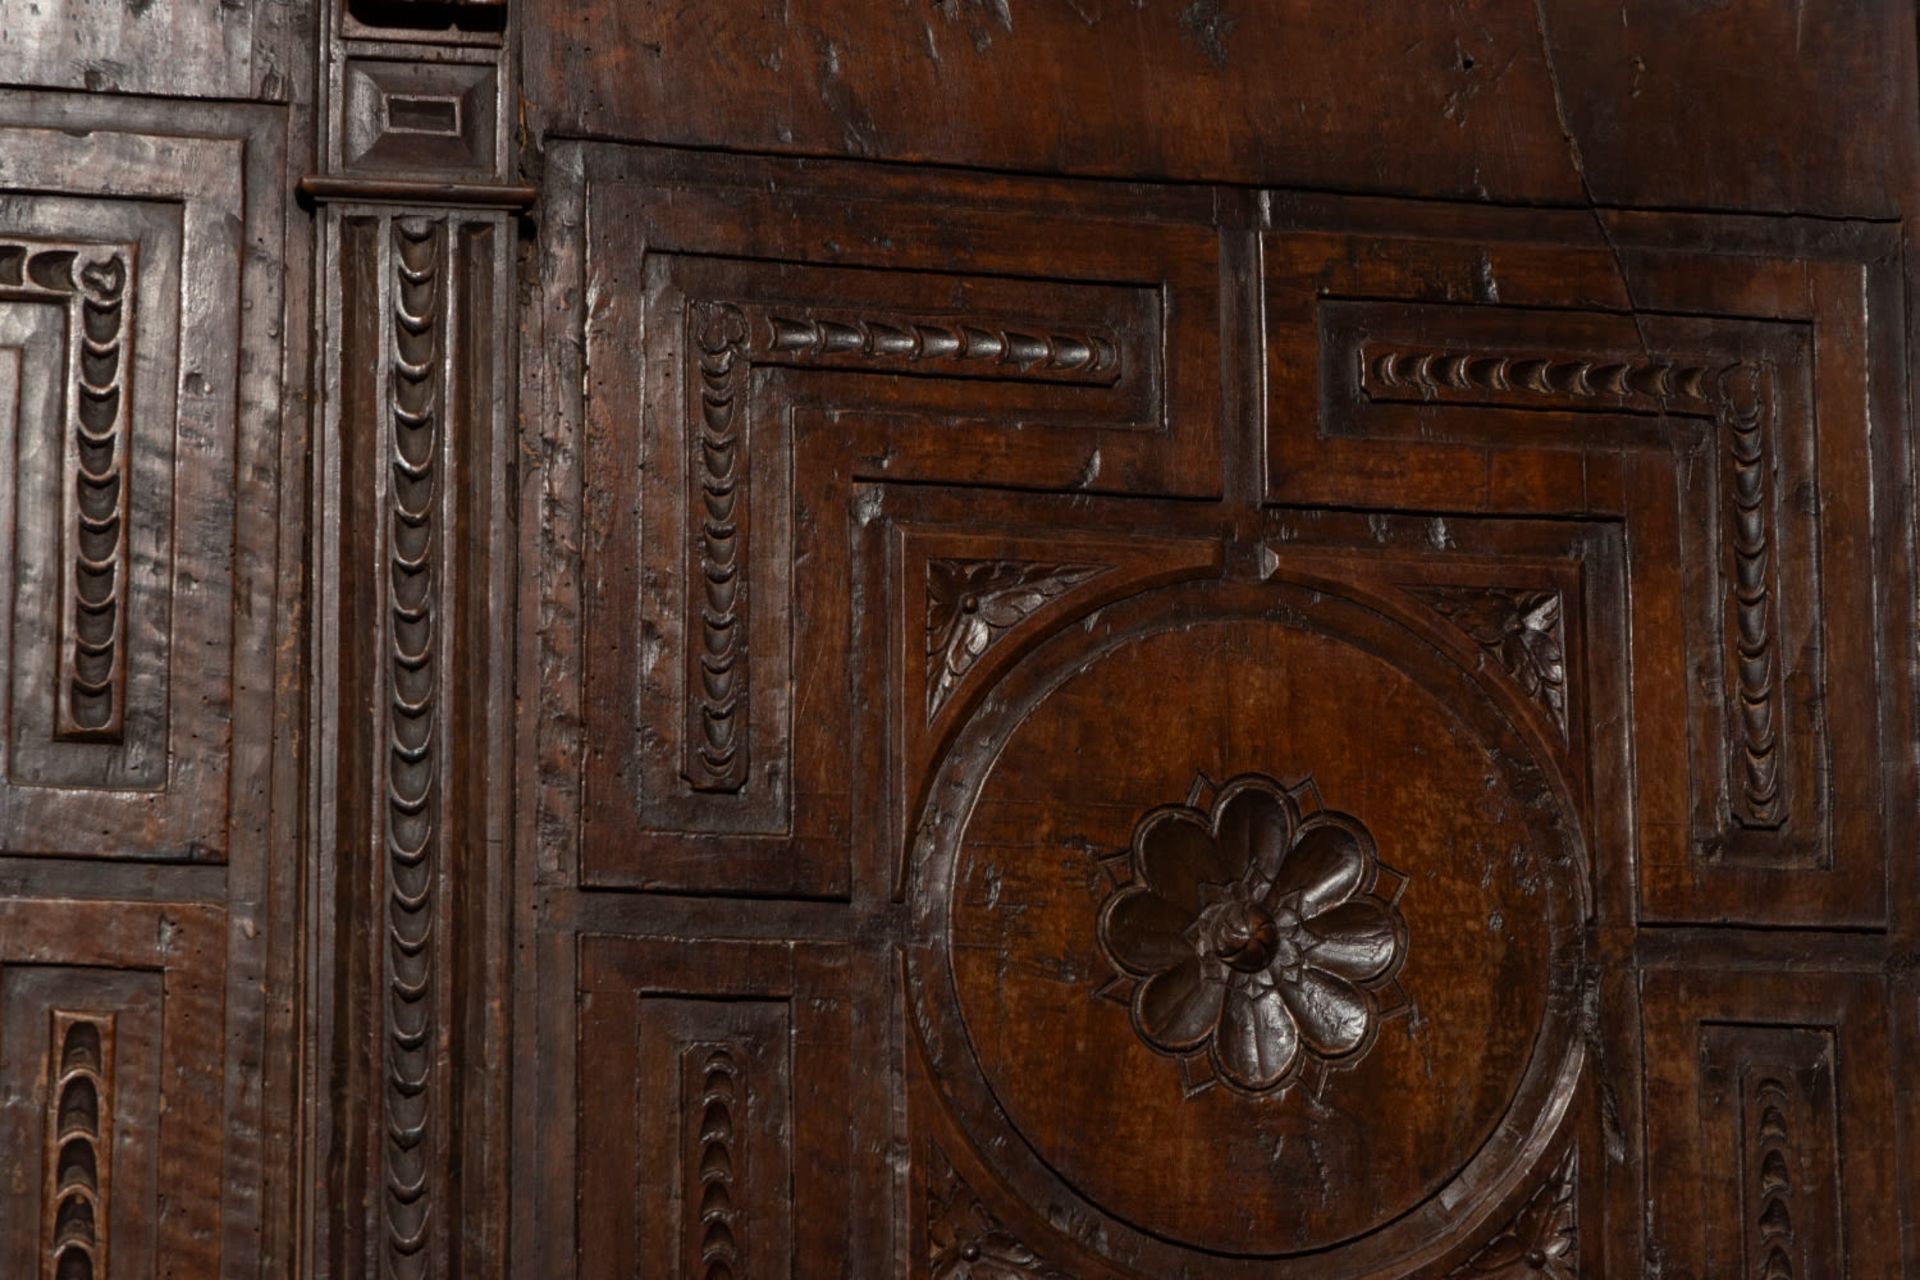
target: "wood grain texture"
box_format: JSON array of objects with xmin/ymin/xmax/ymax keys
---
[{"xmin": 5, "ymin": 1, "xmax": 1919, "ymax": 1277}]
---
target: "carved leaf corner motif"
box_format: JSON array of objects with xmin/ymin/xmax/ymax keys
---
[
  {"xmin": 927, "ymin": 1150, "xmax": 1066, "ymax": 1280},
  {"xmin": 925, "ymin": 560, "xmax": 1105, "ymax": 719},
  {"xmin": 1409, "ymin": 585, "xmax": 1568, "ymax": 735},
  {"xmin": 1447, "ymin": 1146, "xmax": 1578, "ymax": 1278}
]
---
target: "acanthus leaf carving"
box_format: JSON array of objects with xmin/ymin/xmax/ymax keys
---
[
  {"xmin": 927, "ymin": 1148, "xmax": 1066, "ymax": 1280},
  {"xmin": 1407, "ymin": 585, "xmax": 1568, "ymax": 735},
  {"xmin": 1446, "ymin": 1145, "xmax": 1577, "ymax": 1278},
  {"xmin": 925, "ymin": 559, "xmax": 1105, "ymax": 719}
]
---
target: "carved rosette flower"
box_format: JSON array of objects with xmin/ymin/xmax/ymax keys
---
[{"xmin": 1096, "ymin": 774, "xmax": 1408, "ymax": 1097}]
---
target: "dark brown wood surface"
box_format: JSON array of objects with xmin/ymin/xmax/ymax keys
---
[{"xmin": 0, "ymin": 1, "xmax": 1915, "ymax": 1276}]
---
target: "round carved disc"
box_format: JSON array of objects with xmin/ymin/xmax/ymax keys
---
[{"xmin": 917, "ymin": 580, "xmax": 1583, "ymax": 1267}]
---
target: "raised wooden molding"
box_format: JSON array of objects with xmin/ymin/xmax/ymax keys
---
[
  {"xmin": 1362, "ymin": 343, "xmax": 1782, "ymax": 830},
  {"xmin": 299, "ymin": 176, "xmax": 536, "ymax": 209},
  {"xmin": 1, "ymin": 238, "xmax": 135, "ymax": 741}
]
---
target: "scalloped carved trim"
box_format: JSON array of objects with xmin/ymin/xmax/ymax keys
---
[
  {"xmin": 686, "ymin": 1045, "xmax": 746, "ymax": 1279},
  {"xmin": 0, "ymin": 239, "xmax": 135, "ymax": 742},
  {"xmin": 760, "ymin": 308, "xmax": 1121, "ymax": 384},
  {"xmin": 685, "ymin": 301, "xmax": 752, "ymax": 793},
  {"xmin": 1750, "ymin": 1076, "xmax": 1801, "ymax": 1280},
  {"xmin": 42, "ymin": 1011, "xmax": 114, "ymax": 1280},
  {"xmin": 1361, "ymin": 342, "xmax": 1782, "ymax": 828},
  {"xmin": 385, "ymin": 215, "xmax": 444, "ymax": 1280}
]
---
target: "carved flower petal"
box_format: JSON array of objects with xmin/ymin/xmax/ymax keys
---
[
  {"xmin": 1133, "ymin": 956, "xmax": 1225, "ymax": 1052},
  {"xmin": 1270, "ymin": 816, "xmax": 1372, "ymax": 916},
  {"xmin": 1213, "ymin": 986, "xmax": 1299, "ymax": 1091},
  {"xmin": 1212, "ymin": 781, "xmax": 1293, "ymax": 885},
  {"xmin": 1278, "ymin": 968, "xmax": 1373, "ymax": 1058},
  {"xmin": 1302, "ymin": 899, "xmax": 1399, "ymax": 982},
  {"xmin": 1136, "ymin": 811, "xmax": 1235, "ymax": 913},
  {"xmin": 1100, "ymin": 887, "xmax": 1197, "ymax": 976}
]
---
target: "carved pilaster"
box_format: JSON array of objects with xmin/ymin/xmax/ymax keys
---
[
  {"xmin": 309, "ymin": 0, "xmax": 521, "ymax": 1271},
  {"xmin": 318, "ymin": 199, "xmax": 515, "ymax": 1280}
]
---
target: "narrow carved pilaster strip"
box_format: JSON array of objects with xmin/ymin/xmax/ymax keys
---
[
  {"xmin": 1750, "ymin": 1077, "xmax": 1801, "ymax": 1279},
  {"xmin": 1446, "ymin": 1145, "xmax": 1577, "ymax": 1278},
  {"xmin": 1720, "ymin": 367, "xmax": 1783, "ymax": 827},
  {"xmin": 1406, "ymin": 585, "xmax": 1568, "ymax": 736},
  {"xmin": 42, "ymin": 1012, "xmax": 114, "ymax": 1280},
  {"xmin": 925, "ymin": 559, "xmax": 1106, "ymax": 719},
  {"xmin": 756, "ymin": 308, "xmax": 1122, "ymax": 384},
  {"xmin": 0, "ymin": 240, "xmax": 135, "ymax": 741},
  {"xmin": 927, "ymin": 1148, "xmax": 1065, "ymax": 1279},
  {"xmin": 1361, "ymin": 341, "xmax": 1785, "ymax": 830},
  {"xmin": 685, "ymin": 1046, "xmax": 746, "ymax": 1278},
  {"xmin": 685, "ymin": 301, "xmax": 751, "ymax": 793},
  {"xmin": 385, "ymin": 215, "xmax": 444, "ymax": 1280}
]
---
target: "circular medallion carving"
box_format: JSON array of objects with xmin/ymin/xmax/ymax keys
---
[{"xmin": 908, "ymin": 578, "xmax": 1586, "ymax": 1276}]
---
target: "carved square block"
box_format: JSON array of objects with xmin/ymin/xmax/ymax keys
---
[
  {"xmin": 340, "ymin": 54, "xmax": 502, "ymax": 180},
  {"xmin": 0, "ymin": 112, "xmax": 281, "ymax": 861}
]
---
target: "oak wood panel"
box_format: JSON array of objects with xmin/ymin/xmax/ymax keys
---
[{"xmin": 5, "ymin": 1, "xmax": 1918, "ymax": 1276}]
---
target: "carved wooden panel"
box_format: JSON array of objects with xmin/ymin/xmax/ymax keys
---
[
  {"xmin": 0, "ymin": 900, "xmax": 225, "ymax": 1277},
  {"xmin": 562, "ymin": 144, "xmax": 1222, "ymax": 898},
  {"xmin": 0, "ymin": 1, "xmax": 293, "ymax": 100},
  {"xmin": 522, "ymin": 124, "xmax": 1920, "ymax": 1272},
  {"xmin": 0, "ymin": 113, "xmax": 282, "ymax": 863},
  {"xmin": 1267, "ymin": 223, "xmax": 1904, "ymax": 927},
  {"xmin": 1641, "ymin": 968, "xmax": 1899, "ymax": 1277},
  {"xmin": 902, "ymin": 555, "xmax": 1588, "ymax": 1275},
  {"xmin": 576, "ymin": 935, "xmax": 857, "ymax": 1279}
]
